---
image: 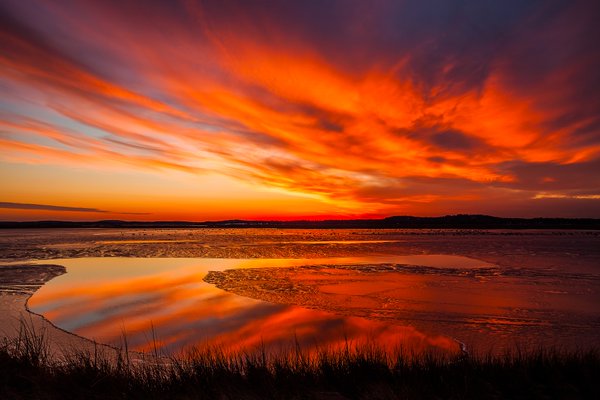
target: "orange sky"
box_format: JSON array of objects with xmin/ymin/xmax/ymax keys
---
[{"xmin": 1, "ymin": 0, "xmax": 599, "ymax": 220}]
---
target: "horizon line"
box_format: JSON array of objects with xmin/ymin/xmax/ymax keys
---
[{"xmin": 2, "ymin": 214, "xmax": 600, "ymax": 224}]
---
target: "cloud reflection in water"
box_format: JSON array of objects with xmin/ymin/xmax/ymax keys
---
[{"xmin": 29, "ymin": 257, "xmax": 460, "ymax": 355}]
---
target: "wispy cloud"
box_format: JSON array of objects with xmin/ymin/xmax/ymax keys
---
[
  {"xmin": 0, "ymin": 0, "xmax": 598, "ymax": 216},
  {"xmin": 0, "ymin": 202, "xmax": 108, "ymax": 213},
  {"xmin": 0, "ymin": 202, "xmax": 149, "ymax": 215}
]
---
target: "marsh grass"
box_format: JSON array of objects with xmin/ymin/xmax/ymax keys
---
[{"xmin": 1, "ymin": 321, "xmax": 598, "ymax": 399}]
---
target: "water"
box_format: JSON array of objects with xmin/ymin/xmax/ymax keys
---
[
  {"xmin": 29, "ymin": 255, "xmax": 486, "ymax": 355},
  {"xmin": 3, "ymin": 228, "xmax": 597, "ymax": 355},
  {"xmin": 28, "ymin": 252, "xmax": 600, "ymax": 355}
]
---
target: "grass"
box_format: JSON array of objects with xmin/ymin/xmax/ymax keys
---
[{"xmin": 1, "ymin": 321, "xmax": 599, "ymax": 399}]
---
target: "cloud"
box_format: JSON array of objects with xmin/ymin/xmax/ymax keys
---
[
  {"xmin": 0, "ymin": 0, "xmax": 598, "ymax": 216},
  {"xmin": 0, "ymin": 202, "xmax": 108, "ymax": 213},
  {"xmin": 430, "ymin": 130, "xmax": 485, "ymax": 151},
  {"xmin": 0, "ymin": 202, "xmax": 149, "ymax": 215}
]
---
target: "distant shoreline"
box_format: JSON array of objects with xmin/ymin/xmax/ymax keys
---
[{"xmin": 1, "ymin": 214, "xmax": 599, "ymax": 229}]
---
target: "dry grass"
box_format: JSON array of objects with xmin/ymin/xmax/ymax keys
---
[{"xmin": 1, "ymin": 319, "xmax": 598, "ymax": 399}]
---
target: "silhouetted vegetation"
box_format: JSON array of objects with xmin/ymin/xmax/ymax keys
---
[
  {"xmin": 2, "ymin": 214, "xmax": 600, "ymax": 229},
  {"xmin": 1, "ymin": 322, "xmax": 599, "ymax": 399}
]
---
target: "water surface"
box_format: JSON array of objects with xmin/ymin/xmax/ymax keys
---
[
  {"xmin": 29, "ymin": 255, "xmax": 490, "ymax": 355},
  {"xmin": 17, "ymin": 229, "xmax": 600, "ymax": 355}
]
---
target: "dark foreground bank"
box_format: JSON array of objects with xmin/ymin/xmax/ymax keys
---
[{"xmin": 1, "ymin": 327, "xmax": 598, "ymax": 400}]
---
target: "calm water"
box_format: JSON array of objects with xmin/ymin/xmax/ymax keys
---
[
  {"xmin": 30, "ymin": 255, "xmax": 487, "ymax": 355},
  {"xmin": 27, "ymin": 247, "xmax": 600, "ymax": 355}
]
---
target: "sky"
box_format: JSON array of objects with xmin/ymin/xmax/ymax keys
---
[{"xmin": 1, "ymin": 0, "xmax": 599, "ymax": 221}]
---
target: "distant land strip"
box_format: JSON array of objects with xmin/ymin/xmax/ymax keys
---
[{"xmin": 1, "ymin": 215, "xmax": 599, "ymax": 229}]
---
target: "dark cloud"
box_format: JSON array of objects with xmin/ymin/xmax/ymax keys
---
[
  {"xmin": 431, "ymin": 130, "xmax": 484, "ymax": 150},
  {"xmin": 0, "ymin": 202, "xmax": 108, "ymax": 213},
  {"xmin": 495, "ymin": 158, "xmax": 600, "ymax": 191},
  {"xmin": 427, "ymin": 156, "xmax": 446, "ymax": 164},
  {"xmin": 0, "ymin": 202, "xmax": 150, "ymax": 215}
]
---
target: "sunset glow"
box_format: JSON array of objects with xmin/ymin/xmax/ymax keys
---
[{"xmin": 1, "ymin": 0, "xmax": 599, "ymax": 220}]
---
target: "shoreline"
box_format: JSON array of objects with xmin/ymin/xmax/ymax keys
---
[{"xmin": 0, "ymin": 263, "xmax": 127, "ymax": 362}]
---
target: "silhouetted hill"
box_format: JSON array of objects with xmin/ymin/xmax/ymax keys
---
[{"xmin": 1, "ymin": 215, "xmax": 599, "ymax": 229}]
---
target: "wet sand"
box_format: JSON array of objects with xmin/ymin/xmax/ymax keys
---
[
  {"xmin": 1, "ymin": 265, "xmax": 86, "ymax": 352},
  {"xmin": 0, "ymin": 264, "xmax": 125, "ymax": 361},
  {"xmin": 205, "ymin": 262, "xmax": 600, "ymax": 353},
  {"xmin": 2, "ymin": 229, "xmax": 599, "ymax": 275}
]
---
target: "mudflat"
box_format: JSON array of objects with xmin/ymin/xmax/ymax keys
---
[
  {"xmin": 1, "ymin": 228, "xmax": 599, "ymax": 356},
  {"xmin": 0, "ymin": 264, "xmax": 90, "ymax": 355},
  {"xmin": 2, "ymin": 228, "xmax": 599, "ymax": 270}
]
